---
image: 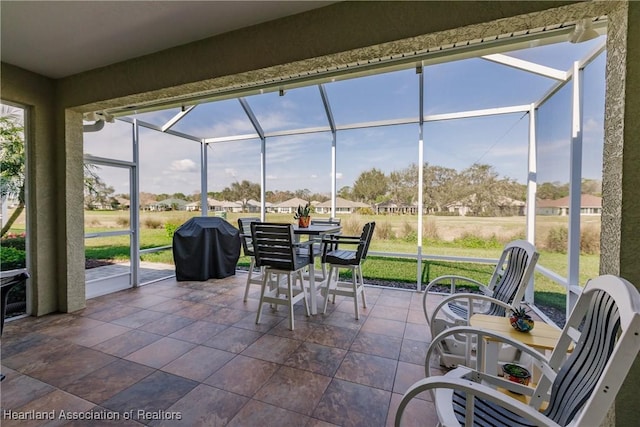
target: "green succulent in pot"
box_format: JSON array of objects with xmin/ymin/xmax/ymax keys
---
[
  {"xmin": 294, "ymin": 202, "xmax": 311, "ymax": 228},
  {"xmin": 509, "ymin": 305, "xmax": 534, "ymax": 332},
  {"xmin": 293, "ymin": 202, "xmax": 311, "ymax": 219}
]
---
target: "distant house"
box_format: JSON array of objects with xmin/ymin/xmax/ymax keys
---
[
  {"xmin": 150, "ymin": 198, "xmax": 187, "ymax": 211},
  {"xmin": 219, "ymin": 200, "xmax": 242, "ymax": 213},
  {"xmin": 274, "ymin": 197, "xmax": 312, "ymax": 214},
  {"xmin": 185, "ymin": 201, "xmax": 200, "ymax": 212},
  {"xmin": 374, "ymin": 200, "xmax": 419, "ymax": 215},
  {"xmin": 314, "ymin": 197, "xmax": 371, "ymax": 215},
  {"xmin": 115, "ymin": 197, "xmax": 130, "ymax": 210},
  {"xmin": 444, "ymin": 195, "xmax": 525, "ymax": 216},
  {"xmin": 244, "ymin": 199, "xmax": 274, "ymax": 213},
  {"xmin": 536, "ymin": 194, "xmax": 602, "ymax": 216}
]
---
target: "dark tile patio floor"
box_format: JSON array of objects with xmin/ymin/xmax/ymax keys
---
[{"xmin": 1, "ymin": 272, "xmax": 444, "ymax": 426}]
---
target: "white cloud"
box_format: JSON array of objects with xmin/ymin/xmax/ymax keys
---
[{"xmin": 168, "ymin": 159, "xmax": 198, "ymax": 173}]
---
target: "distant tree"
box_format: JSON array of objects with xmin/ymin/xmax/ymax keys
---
[
  {"xmin": 423, "ymin": 164, "xmax": 460, "ymax": 212},
  {"xmin": 310, "ymin": 192, "xmax": 330, "ymax": 202},
  {"xmin": 84, "ymin": 164, "xmax": 115, "ymax": 209},
  {"xmin": 266, "ymin": 190, "xmax": 294, "ymax": 204},
  {"xmin": 459, "ymin": 163, "xmax": 519, "ymax": 216},
  {"xmin": 0, "ymin": 109, "xmax": 25, "ymax": 237},
  {"xmin": 538, "ymin": 182, "xmax": 569, "ymax": 200},
  {"xmin": 156, "ymin": 193, "xmax": 170, "ymax": 201},
  {"xmin": 222, "ymin": 180, "xmax": 260, "ymax": 212},
  {"xmin": 388, "ymin": 165, "xmax": 418, "ymax": 206},
  {"xmin": 294, "ymin": 189, "xmax": 311, "ymax": 200},
  {"xmin": 338, "ymin": 186, "xmax": 353, "ymax": 199},
  {"xmin": 581, "ymin": 178, "xmax": 601, "ymax": 196},
  {"xmin": 352, "ymin": 168, "xmax": 388, "ymax": 203},
  {"xmin": 139, "ymin": 192, "xmax": 157, "ymax": 209},
  {"xmin": 171, "ymin": 192, "xmax": 187, "ymax": 200}
]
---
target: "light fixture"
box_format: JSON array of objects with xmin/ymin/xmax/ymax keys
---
[
  {"xmin": 569, "ymin": 19, "xmax": 600, "ymax": 44},
  {"xmin": 279, "ymin": 89, "xmax": 286, "ymax": 97}
]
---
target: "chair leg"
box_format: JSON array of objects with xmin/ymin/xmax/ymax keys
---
[
  {"xmin": 358, "ymin": 265, "xmax": 367, "ymax": 308},
  {"xmin": 332, "ymin": 267, "xmax": 338, "ymax": 304},
  {"xmin": 323, "ymin": 266, "xmax": 336, "ymax": 314},
  {"xmin": 255, "ymin": 272, "xmax": 270, "ymax": 325},
  {"xmin": 352, "ymin": 268, "xmax": 360, "ymax": 320},
  {"xmin": 244, "ymin": 258, "xmax": 256, "ymax": 302},
  {"xmin": 287, "ymin": 273, "xmax": 295, "ymax": 330},
  {"xmin": 298, "ymin": 270, "xmax": 310, "ymax": 317}
]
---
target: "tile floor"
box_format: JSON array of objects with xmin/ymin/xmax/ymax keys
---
[{"xmin": 1, "ymin": 272, "xmax": 447, "ymax": 426}]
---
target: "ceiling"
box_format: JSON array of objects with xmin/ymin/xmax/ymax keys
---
[{"xmin": 0, "ymin": 1, "xmax": 335, "ymax": 79}]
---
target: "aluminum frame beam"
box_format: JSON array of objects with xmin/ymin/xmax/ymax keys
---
[{"xmin": 481, "ymin": 54, "xmax": 568, "ymax": 81}]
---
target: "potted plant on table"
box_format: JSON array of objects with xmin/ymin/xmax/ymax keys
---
[
  {"xmin": 509, "ymin": 306, "xmax": 535, "ymax": 332},
  {"xmin": 502, "ymin": 363, "xmax": 531, "ymax": 386},
  {"xmin": 294, "ymin": 202, "xmax": 311, "ymax": 228}
]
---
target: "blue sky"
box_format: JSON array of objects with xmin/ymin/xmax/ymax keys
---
[{"xmin": 84, "ymin": 36, "xmax": 606, "ymax": 196}]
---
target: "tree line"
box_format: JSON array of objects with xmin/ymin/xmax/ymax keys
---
[{"xmin": 84, "ymin": 163, "xmax": 602, "ymax": 216}]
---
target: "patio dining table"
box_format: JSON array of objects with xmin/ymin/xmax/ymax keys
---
[{"xmin": 293, "ymin": 223, "xmax": 342, "ymax": 315}]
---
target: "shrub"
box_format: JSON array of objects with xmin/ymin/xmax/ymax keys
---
[
  {"xmin": 375, "ymin": 221, "xmax": 395, "ymax": 240},
  {"xmin": 116, "ymin": 217, "xmax": 130, "ymax": 227},
  {"xmin": 500, "ymin": 231, "xmax": 526, "ymax": 244},
  {"xmin": 143, "ymin": 218, "xmax": 163, "ymax": 229},
  {"xmin": 356, "ymin": 207, "xmax": 374, "ymax": 215},
  {"xmin": 433, "ymin": 211, "xmax": 459, "ymax": 216},
  {"xmin": 580, "ymin": 224, "xmax": 600, "ymax": 254},
  {"xmin": 165, "ymin": 221, "xmax": 180, "ymax": 238},
  {"xmin": 422, "ymin": 217, "xmax": 439, "ymax": 240},
  {"xmin": 399, "ymin": 221, "xmax": 416, "ymax": 242},
  {"xmin": 341, "ymin": 216, "xmax": 363, "ymax": 236},
  {"xmin": 1, "ymin": 246, "xmax": 26, "ymax": 269},
  {"xmin": 1, "ymin": 236, "xmax": 26, "ymax": 251},
  {"xmin": 453, "ymin": 232, "xmax": 502, "ymax": 249},
  {"xmin": 546, "ymin": 226, "xmax": 568, "ymax": 253},
  {"xmin": 88, "ymin": 218, "xmax": 102, "ymax": 227}
]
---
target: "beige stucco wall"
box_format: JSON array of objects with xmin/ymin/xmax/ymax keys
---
[
  {"xmin": 0, "ymin": 64, "xmax": 60, "ymax": 315},
  {"xmin": 1, "ymin": 1, "xmax": 637, "ymax": 425},
  {"xmin": 601, "ymin": 2, "xmax": 640, "ymax": 425}
]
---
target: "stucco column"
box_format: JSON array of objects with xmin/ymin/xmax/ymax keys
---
[
  {"xmin": 60, "ymin": 109, "xmax": 86, "ymax": 312},
  {"xmin": 601, "ymin": 2, "xmax": 639, "ymax": 426}
]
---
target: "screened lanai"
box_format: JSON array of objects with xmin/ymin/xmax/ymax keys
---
[{"xmin": 83, "ymin": 22, "xmax": 607, "ymax": 321}]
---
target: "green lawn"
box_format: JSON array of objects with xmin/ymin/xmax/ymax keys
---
[{"xmin": 78, "ymin": 210, "xmax": 601, "ymax": 313}]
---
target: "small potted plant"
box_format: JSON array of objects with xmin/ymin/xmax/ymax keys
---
[
  {"xmin": 502, "ymin": 363, "xmax": 531, "ymax": 387},
  {"xmin": 509, "ymin": 306, "xmax": 535, "ymax": 332},
  {"xmin": 294, "ymin": 202, "xmax": 311, "ymax": 228}
]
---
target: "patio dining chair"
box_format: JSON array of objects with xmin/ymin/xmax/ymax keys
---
[
  {"xmin": 423, "ymin": 239, "xmax": 539, "ymax": 367},
  {"xmin": 308, "ymin": 217, "xmax": 341, "ymax": 279},
  {"xmin": 396, "ymin": 274, "xmax": 640, "ymax": 427},
  {"xmin": 251, "ymin": 222, "xmax": 312, "ymax": 330},
  {"xmin": 237, "ymin": 217, "xmax": 263, "ymax": 302},
  {"xmin": 321, "ymin": 221, "xmax": 375, "ymax": 319}
]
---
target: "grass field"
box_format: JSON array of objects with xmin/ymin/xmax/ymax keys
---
[{"xmin": 5, "ymin": 208, "xmax": 600, "ymax": 313}]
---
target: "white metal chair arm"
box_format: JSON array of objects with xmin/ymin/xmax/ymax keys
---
[
  {"xmin": 395, "ymin": 367, "xmax": 561, "ymax": 427},
  {"xmin": 422, "ymin": 275, "xmax": 488, "ymax": 323},
  {"xmin": 429, "ymin": 293, "xmax": 515, "ymax": 332}
]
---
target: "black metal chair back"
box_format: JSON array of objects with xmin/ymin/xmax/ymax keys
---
[
  {"xmin": 251, "ymin": 222, "xmax": 312, "ymax": 272},
  {"xmin": 323, "ymin": 221, "xmax": 375, "ymax": 266},
  {"xmin": 238, "ymin": 217, "xmax": 260, "ymax": 257}
]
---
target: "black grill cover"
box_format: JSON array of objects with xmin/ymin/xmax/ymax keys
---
[{"xmin": 172, "ymin": 217, "xmax": 241, "ymax": 281}]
